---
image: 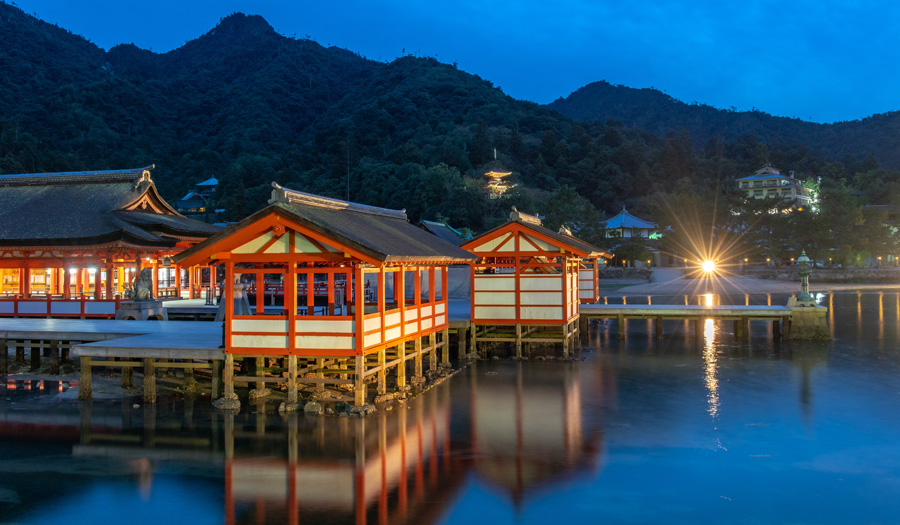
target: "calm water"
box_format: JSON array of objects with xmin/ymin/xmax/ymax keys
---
[{"xmin": 2, "ymin": 291, "xmax": 900, "ymax": 524}]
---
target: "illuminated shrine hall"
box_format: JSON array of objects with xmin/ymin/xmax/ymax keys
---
[{"xmin": 0, "ymin": 166, "xmax": 221, "ymax": 314}]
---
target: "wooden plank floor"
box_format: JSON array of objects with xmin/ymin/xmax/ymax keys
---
[
  {"xmin": 579, "ymin": 304, "xmax": 791, "ymax": 320},
  {"xmin": 0, "ymin": 318, "xmax": 223, "ymax": 359}
]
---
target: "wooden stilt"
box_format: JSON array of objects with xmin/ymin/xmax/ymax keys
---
[
  {"xmin": 224, "ymin": 354, "xmax": 235, "ymax": 398},
  {"xmin": 316, "ymin": 358, "xmax": 325, "ymax": 392},
  {"xmin": 377, "ymin": 348, "xmax": 386, "ymax": 395},
  {"xmin": 211, "ymin": 360, "xmax": 223, "ymax": 399},
  {"xmin": 287, "ymin": 355, "xmax": 298, "ymax": 405},
  {"xmin": 429, "ymin": 333, "xmax": 437, "ymax": 372},
  {"xmin": 78, "ymin": 356, "xmax": 92, "ymax": 400},
  {"xmin": 694, "ymin": 319, "xmax": 703, "ymax": 341},
  {"xmin": 456, "ymin": 328, "xmax": 467, "ymax": 361},
  {"xmin": 50, "ymin": 340, "xmax": 59, "ymax": 375},
  {"xmin": 515, "ymin": 324, "xmax": 522, "ymax": 358},
  {"xmin": 354, "ymin": 355, "xmax": 366, "ymax": 406},
  {"xmin": 16, "ymin": 341, "xmax": 24, "ymax": 364},
  {"xmin": 773, "ymin": 320, "xmax": 781, "ymax": 340},
  {"xmin": 441, "ymin": 328, "xmax": 450, "ymax": 365},
  {"xmin": 655, "ymin": 316, "xmax": 663, "ymax": 339},
  {"xmin": 397, "ymin": 344, "xmax": 407, "ymax": 389},
  {"xmin": 121, "ymin": 358, "xmax": 133, "ymax": 389},
  {"xmin": 30, "ymin": 341, "xmax": 40, "ymax": 371},
  {"xmin": 469, "ymin": 324, "xmax": 477, "ymax": 358},
  {"xmin": 617, "ymin": 314, "xmax": 625, "ymax": 340},
  {"xmin": 255, "ymin": 356, "xmax": 265, "ymax": 392},
  {"xmin": 742, "ymin": 316, "xmax": 750, "ymax": 341},
  {"xmin": 563, "ymin": 322, "xmax": 570, "ymax": 359},
  {"xmin": 143, "ymin": 358, "xmax": 157, "ymax": 403},
  {"xmin": 414, "ymin": 337, "xmax": 423, "ymax": 380}
]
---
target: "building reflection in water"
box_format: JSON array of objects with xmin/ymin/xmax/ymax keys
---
[{"xmin": 467, "ymin": 362, "xmax": 604, "ymax": 506}]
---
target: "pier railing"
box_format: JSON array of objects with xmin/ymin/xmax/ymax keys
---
[{"xmin": 0, "ymin": 294, "xmax": 121, "ymax": 319}]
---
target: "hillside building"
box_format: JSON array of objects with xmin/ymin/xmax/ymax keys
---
[{"xmin": 736, "ymin": 165, "xmax": 815, "ymax": 210}]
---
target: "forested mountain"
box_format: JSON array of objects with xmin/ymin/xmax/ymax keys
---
[
  {"xmin": 549, "ymin": 81, "xmax": 900, "ymax": 170},
  {"xmin": 2, "ymin": 1, "xmax": 900, "ymax": 263}
]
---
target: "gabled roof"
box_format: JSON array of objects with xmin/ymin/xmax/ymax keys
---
[
  {"xmin": 196, "ymin": 177, "xmax": 218, "ymax": 187},
  {"xmin": 174, "ymin": 184, "xmax": 476, "ymax": 266},
  {"xmin": 602, "ymin": 207, "xmax": 657, "ymax": 230},
  {"xmin": 463, "ymin": 210, "xmax": 607, "ymax": 258},
  {"xmin": 0, "ymin": 166, "xmax": 221, "ymax": 248},
  {"xmin": 420, "ymin": 220, "xmax": 465, "ymax": 246}
]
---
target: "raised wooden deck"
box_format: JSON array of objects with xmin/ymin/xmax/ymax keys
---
[{"xmin": 579, "ymin": 303, "xmax": 793, "ymax": 339}]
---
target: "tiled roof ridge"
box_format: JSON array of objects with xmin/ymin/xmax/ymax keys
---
[
  {"xmin": 269, "ymin": 182, "xmax": 408, "ymax": 220},
  {"xmin": 0, "ymin": 165, "xmax": 154, "ymax": 186}
]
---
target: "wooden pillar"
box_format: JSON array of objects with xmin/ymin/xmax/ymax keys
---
[
  {"xmin": 563, "ymin": 323, "xmax": 570, "ymax": 359},
  {"xmin": 76, "ymin": 268, "xmax": 83, "ymax": 297},
  {"xmin": 0, "ymin": 338, "xmax": 7, "ymax": 375},
  {"xmin": 174, "ymin": 264, "xmax": 182, "ymax": 298},
  {"xmin": 742, "ymin": 316, "xmax": 750, "ymax": 341},
  {"xmin": 316, "ymin": 358, "xmax": 325, "ymax": 392},
  {"xmin": 188, "ymin": 266, "xmax": 196, "ymax": 299},
  {"xmin": 121, "ymin": 359, "xmax": 133, "ymax": 389},
  {"xmin": 143, "ymin": 358, "xmax": 157, "ymax": 403},
  {"xmin": 656, "ymin": 316, "xmax": 663, "ymax": 339},
  {"xmin": 20, "ymin": 267, "xmax": 29, "ymax": 297},
  {"xmin": 377, "ymin": 348, "xmax": 386, "ymax": 395},
  {"xmin": 429, "ymin": 333, "xmax": 437, "ymax": 372},
  {"xmin": 151, "ymin": 259, "xmax": 159, "ymax": 299},
  {"xmin": 255, "ymin": 356, "xmax": 265, "ymax": 392},
  {"xmin": 515, "ymin": 324, "xmax": 522, "ymax": 358},
  {"xmin": 414, "ymin": 337, "xmax": 423, "ymax": 379},
  {"xmin": 212, "ymin": 360, "xmax": 222, "ymax": 399},
  {"xmin": 15, "ymin": 341, "xmax": 24, "ymax": 364},
  {"xmin": 223, "ymin": 354, "xmax": 235, "ymax": 398},
  {"xmin": 456, "ymin": 328, "xmax": 467, "ymax": 361},
  {"xmin": 773, "ymin": 319, "xmax": 782, "ymax": 340},
  {"xmin": 78, "ymin": 356, "xmax": 92, "ymax": 400},
  {"xmin": 287, "ymin": 355, "xmax": 298, "ymax": 404},
  {"xmin": 396, "ymin": 344, "xmax": 407, "ymax": 388},
  {"xmin": 469, "ymin": 323, "xmax": 477, "ymax": 359},
  {"xmin": 63, "ymin": 267, "xmax": 71, "ymax": 299},
  {"xmin": 733, "ymin": 320, "xmax": 742, "ymax": 339},
  {"xmin": 50, "ymin": 340, "xmax": 59, "ymax": 375},
  {"xmin": 30, "ymin": 341, "xmax": 40, "ymax": 371},
  {"xmin": 104, "ymin": 263, "xmax": 114, "ymax": 299},
  {"xmin": 441, "ymin": 328, "xmax": 450, "ymax": 365},
  {"xmin": 694, "ymin": 319, "xmax": 703, "ymax": 341},
  {"xmin": 354, "ymin": 355, "xmax": 366, "ymax": 406},
  {"xmin": 617, "ymin": 314, "xmax": 625, "ymax": 340}
]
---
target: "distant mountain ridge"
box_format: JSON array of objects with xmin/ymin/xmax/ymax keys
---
[
  {"xmin": 548, "ymin": 81, "xmax": 900, "ymax": 169},
  {"xmin": 2, "ymin": 1, "xmax": 900, "ymax": 238}
]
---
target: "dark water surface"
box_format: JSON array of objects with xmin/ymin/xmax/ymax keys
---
[{"xmin": 2, "ymin": 291, "xmax": 900, "ymax": 524}]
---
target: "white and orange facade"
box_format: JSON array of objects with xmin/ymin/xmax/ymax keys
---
[
  {"xmin": 0, "ymin": 166, "xmax": 221, "ymax": 318},
  {"xmin": 175, "ymin": 184, "xmax": 475, "ymax": 405},
  {"xmin": 460, "ymin": 210, "xmax": 606, "ymax": 356}
]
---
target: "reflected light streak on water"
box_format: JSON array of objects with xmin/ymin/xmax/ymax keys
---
[
  {"xmin": 879, "ymin": 293, "xmax": 885, "ymax": 341},
  {"xmin": 703, "ymin": 318, "xmax": 719, "ymax": 419}
]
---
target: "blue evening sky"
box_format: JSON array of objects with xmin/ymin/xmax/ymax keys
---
[{"xmin": 13, "ymin": 0, "xmax": 900, "ymax": 123}]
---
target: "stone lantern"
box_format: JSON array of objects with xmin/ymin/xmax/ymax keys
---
[{"xmin": 796, "ymin": 250, "xmax": 815, "ymax": 305}]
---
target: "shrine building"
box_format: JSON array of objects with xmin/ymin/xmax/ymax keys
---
[
  {"xmin": 173, "ymin": 183, "xmax": 476, "ymax": 406},
  {"xmin": 0, "ymin": 166, "xmax": 221, "ymax": 318},
  {"xmin": 460, "ymin": 209, "xmax": 607, "ymax": 357}
]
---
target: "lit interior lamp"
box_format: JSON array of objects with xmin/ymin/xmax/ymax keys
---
[{"xmin": 702, "ymin": 260, "xmax": 716, "ymax": 273}]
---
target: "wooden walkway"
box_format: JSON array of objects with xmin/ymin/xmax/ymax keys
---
[{"xmin": 579, "ymin": 304, "xmax": 793, "ymax": 339}]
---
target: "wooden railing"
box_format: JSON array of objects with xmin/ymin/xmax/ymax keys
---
[{"xmin": 0, "ymin": 294, "xmax": 122, "ymax": 319}]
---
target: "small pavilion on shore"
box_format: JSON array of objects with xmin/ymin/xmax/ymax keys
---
[
  {"xmin": 174, "ymin": 183, "xmax": 476, "ymax": 407},
  {"xmin": 459, "ymin": 209, "xmax": 607, "ymax": 357},
  {"xmin": 0, "ymin": 166, "xmax": 221, "ymax": 317}
]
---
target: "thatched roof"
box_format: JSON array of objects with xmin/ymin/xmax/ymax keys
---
[
  {"xmin": 175, "ymin": 184, "xmax": 476, "ymax": 265},
  {"xmin": 0, "ymin": 166, "xmax": 221, "ymax": 248}
]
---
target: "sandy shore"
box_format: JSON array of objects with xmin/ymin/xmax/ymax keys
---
[{"xmin": 603, "ymin": 268, "xmax": 900, "ymax": 296}]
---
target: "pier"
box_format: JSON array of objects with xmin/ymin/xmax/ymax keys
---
[{"xmin": 579, "ymin": 303, "xmax": 793, "ymax": 340}]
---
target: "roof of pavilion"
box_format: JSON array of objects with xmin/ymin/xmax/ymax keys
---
[
  {"xmin": 174, "ymin": 183, "xmax": 477, "ymax": 266},
  {"xmin": 462, "ymin": 209, "xmax": 608, "ymax": 258},
  {"xmin": 0, "ymin": 166, "xmax": 222, "ymax": 249},
  {"xmin": 602, "ymin": 207, "xmax": 658, "ymax": 230}
]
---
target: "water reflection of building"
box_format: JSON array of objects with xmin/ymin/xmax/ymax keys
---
[
  {"xmin": 467, "ymin": 363, "xmax": 604, "ymax": 504},
  {"xmin": 225, "ymin": 389, "xmax": 462, "ymax": 525}
]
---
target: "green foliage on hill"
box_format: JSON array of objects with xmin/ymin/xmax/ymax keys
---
[{"xmin": 1, "ymin": 2, "xmax": 899, "ymax": 261}]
